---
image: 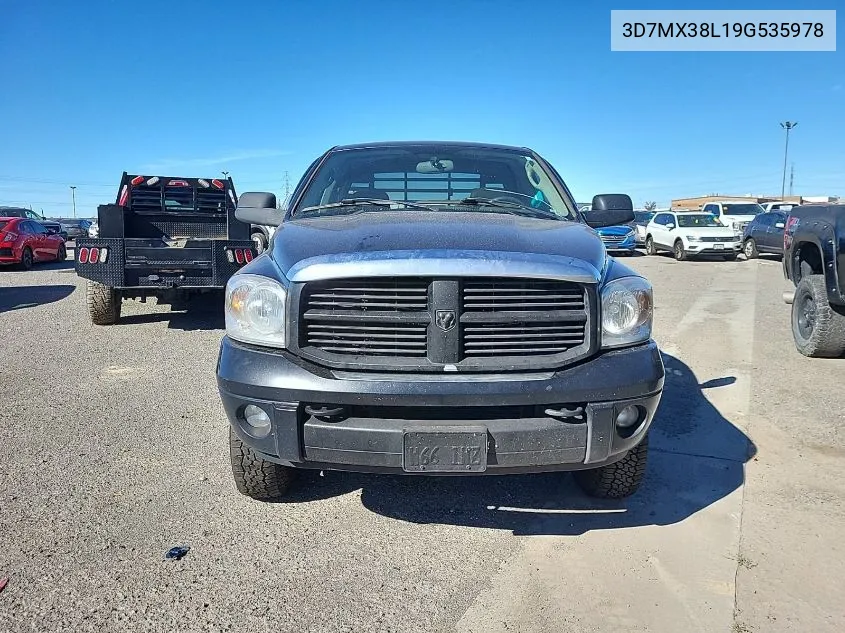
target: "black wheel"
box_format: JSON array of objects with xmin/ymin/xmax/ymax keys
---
[
  {"xmin": 723, "ymin": 253, "xmax": 738, "ymax": 261},
  {"xmin": 574, "ymin": 435, "xmax": 649, "ymax": 499},
  {"xmin": 251, "ymin": 231, "xmax": 268, "ymax": 254},
  {"xmin": 645, "ymin": 236, "xmax": 656, "ymax": 255},
  {"xmin": 56, "ymin": 244, "xmax": 67, "ymax": 261},
  {"xmin": 20, "ymin": 247, "xmax": 33, "ymax": 270},
  {"xmin": 743, "ymin": 238, "xmax": 759, "ymax": 259},
  {"xmin": 673, "ymin": 240, "xmax": 687, "ymax": 261},
  {"xmin": 791, "ymin": 274, "xmax": 845, "ymax": 357},
  {"xmin": 86, "ymin": 280, "xmax": 121, "ymax": 325},
  {"xmin": 229, "ymin": 427, "xmax": 295, "ymax": 501}
]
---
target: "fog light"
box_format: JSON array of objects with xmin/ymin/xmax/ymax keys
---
[
  {"xmin": 243, "ymin": 404, "xmax": 271, "ymax": 438},
  {"xmin": 615, "ymin": 405, "xmax": 641, "ymax": 429}
]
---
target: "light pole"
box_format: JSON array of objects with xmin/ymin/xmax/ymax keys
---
[
  {"xmin": 221, "ymin": 171, "xmax": 230, "ymax": 180},
  {"xmin": 780, "ymin": 121, "xmax": 797, "ymax": 199},
  {"xmin": 70, "ymin": 185, "xmax": 77, "ymax": 218}
]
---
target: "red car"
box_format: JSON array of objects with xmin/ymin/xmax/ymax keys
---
[{"xmin": 0, "ymin": 217, "xmax": 67, "ymax": 269}]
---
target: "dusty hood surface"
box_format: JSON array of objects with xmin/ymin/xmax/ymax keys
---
[{"xmin": 270, "ymin": 210, "xmax": 607, "ymax": 282}]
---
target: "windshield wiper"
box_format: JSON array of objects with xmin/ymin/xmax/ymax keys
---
[
  {"xmin": 297, "ymin": 198, "xmax": 438, "ymax": 216},
  {"xmin": 453, "ymin": 197, "xmax": 560, "ymax": 219}
]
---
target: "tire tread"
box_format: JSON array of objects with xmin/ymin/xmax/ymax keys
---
[
  {"xmin": 86, "ymin": 280, "xmax": 121, "ymax": 325},
  {"xmin": 574, "ymin": 436, "xmax": 649, "ymax": 499},
  {"xmin": 229, "ymin": 428, "xmax": 295, "ymax": 501}
]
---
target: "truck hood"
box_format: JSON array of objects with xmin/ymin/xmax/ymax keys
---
[
  {"xmin": 721, "ymin": 214, "xmax": 758, "ymax": 226},
  {"xmin": 683, "ymin": 226, "xmax": 737, "ymax": 238},
  {"xmin": 269, "ymin": 210, "xmax": 607, "ymax": 283}
]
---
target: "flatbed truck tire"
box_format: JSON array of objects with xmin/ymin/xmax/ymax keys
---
[
  {"xmin": 791, "ymin": 274, "xmax": 845, "ymax": 358},
  {"xmin": 86, "ymin": 280, "xmax": 122, "ymax": 325},
  {"xmin": 574, "ymin": 435, "xmax": 649, "ymax": 499},
  {"xmin": 230, "ymin": 427, "xmax": 296, "ymax": 501}
]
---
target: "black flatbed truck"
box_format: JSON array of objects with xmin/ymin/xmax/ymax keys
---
[{"xmin": 75, "ymin": 172, "xmax": 255, "ymax": 325}]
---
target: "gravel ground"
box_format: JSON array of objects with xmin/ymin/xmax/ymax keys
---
[{"xmin": 1, "ymin": 251, "xmax": 843, "ymax": 632}]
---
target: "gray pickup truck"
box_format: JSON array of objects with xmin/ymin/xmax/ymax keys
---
[{"xmin": 217, "ymin": 141, "xmax": 665, "ymax": 501}]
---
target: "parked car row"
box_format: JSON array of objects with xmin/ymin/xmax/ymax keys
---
[
  {"xmin": 593, "ymin": 200, "xmax": 793, "ymax": 263},
  {"xmin": 0, "ymin": 216, "xmax": 67, "ymax": 269}
]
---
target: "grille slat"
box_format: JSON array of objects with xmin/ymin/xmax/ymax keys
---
[
  {"xmin": 298, "ymin": 277, "xmax": 590, "ymax": 368},
  {"xmin": 462, "ymin": 280, "xmax": 585, "ymax": 312},
  {"xmin": 305, "ymin": 279, "xmax": 428, "ymax": 312}
]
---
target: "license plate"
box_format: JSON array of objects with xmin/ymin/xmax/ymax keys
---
[
  {"xmin": 403, "ymin": 428, "xmax": 488, "ymax": 473},
  {"xmin": 713, "ymin": 243, "xmax": 724, "ymax": 250}
]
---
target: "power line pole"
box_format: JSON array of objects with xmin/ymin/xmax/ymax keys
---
[
  {"xmin": 284, "ymin": 171, "xmax": 291, "ymax": 199},
  {"xmin": 789, "ymin": 163, "xmax": 794, "ymax": 197},
  {"xmin": 70, "ymin": 185, "xmax": 77, "ymax": 218},
  {"xmin": 779, "ymin": 121, "xmax": 798, "ymax": 199}
]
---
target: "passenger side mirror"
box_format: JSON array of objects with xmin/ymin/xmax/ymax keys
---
[
  {"xmin": 582, "ymin": 193, "xmax": 635, "ymax": 228},
  {"xmin": 666, "ymin": 223, "xmax": 675, "ymax": 230},
  {"xmin": 236, "ymin": 192, "xmax": 283, "ymax": 227},
  {"xmin": 775, "ymin": 222, "xmax": 785, "ymax": 229}
]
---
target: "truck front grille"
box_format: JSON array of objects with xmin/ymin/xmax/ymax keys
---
[{"xmin": 294, "ymin": 277, "xmax": 594, "ymax": 371}]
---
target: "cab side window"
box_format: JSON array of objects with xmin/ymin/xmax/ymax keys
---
[{"xmin": 703, "ymin": 204, "xmax": 719, "ymax": 216}]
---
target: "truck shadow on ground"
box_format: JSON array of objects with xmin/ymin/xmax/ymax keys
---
[
  {"xmin": 0, "ymin": 284, "xmax": 76, "ymax": 313},
  {"xmin": 283, "ymin": 352, "xmax": 756, "ymax": 536},
  {"xmin": 117, "ymin": 293, "xmax": 225, "ymax": 331}
]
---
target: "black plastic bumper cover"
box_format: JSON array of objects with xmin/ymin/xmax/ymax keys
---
[{"xmin": 216, "ymin": 338, "xmax": 665, "ymax": 474}]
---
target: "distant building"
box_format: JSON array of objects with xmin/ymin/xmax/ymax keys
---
[{"xmin": 671, "ymin": 194, "xmax": 805, "ymax": 210}]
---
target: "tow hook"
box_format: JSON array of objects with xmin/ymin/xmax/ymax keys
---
[{"xmin": 783, "ymin": 290, "xmax": 795, "ymax": 305}]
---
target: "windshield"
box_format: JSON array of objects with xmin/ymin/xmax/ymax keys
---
[
  {"xmin": 723, "ymin": 203, "xmax": 764, "ymax": 216},
  {"xmin": 678, "ymin": 214, "xmax": 724, "ymax": 228},
  {"xmin": 292, "ymin": 145, "xmax": 577, "ymax": 220}
]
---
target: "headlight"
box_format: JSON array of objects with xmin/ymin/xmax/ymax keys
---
[
  {"xmin": 686, "ymin": 235, "xmax": 702, "ymax": 242},
  {"xmin": 225, "ymin": 274, "xmax": 287, "ymax": 348},
  {"xmin": 601, "ymin": 277, "xmax": 653, "ymax": 348}
]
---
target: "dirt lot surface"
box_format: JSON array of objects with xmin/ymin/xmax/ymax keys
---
[{"xmin": 1, "ymin": 251, "xmax": 843, "ymax": 632}]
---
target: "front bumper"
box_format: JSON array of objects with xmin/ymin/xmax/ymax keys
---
[
  {"xmin": 686, "ymin": 241, "xmax": 741, "ymax": 255},
  {"xmin": 216, "ymin": 337, "xmax": 665, "ymax": 474},
  {"xmin": 601, "ymin": 235, "xmax": 637, "ymax": 252}
]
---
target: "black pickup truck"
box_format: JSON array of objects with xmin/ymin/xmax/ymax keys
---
[
  {"xmin": 217, "ymin": 141, "xmax": 665, "ymax": 502},
  {"xmin": 783, "ymin": 203, "xmax": 845, "ymax": 357},
  {"xmin": 75, "ymin": 173, "xmax": 255, "ymax": 325}
]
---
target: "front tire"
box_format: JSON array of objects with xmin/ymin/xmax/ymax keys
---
[
  {"xmin": 230, "ymin": 427, "xmax": 296, "ymax": 501},
  {"xmin": 791, "ymin": 274, "xmax": 845, "ymax": 357},
  {"xmin": 86, "ymin": 280, "xmax": 121, "ymax": 325},
  {"xmin": 574, "ymin": 435, "xmax": 649, "ymax": 499},
  {"xmin": 251, "ymin": 231, "xmax": 268, "ymax": 254},
  {"xmin": 743, "ymin": 238, "xmax": 759, "ymax": 259},
  {"xmin": 673, "ymin": 240, "xmax": 687, "ymax": 261},
  {"xmin": 645, "ymin": 236, "xmax": 656, "ymax": 255}
]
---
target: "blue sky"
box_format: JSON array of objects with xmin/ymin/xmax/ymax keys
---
[{"xmin": 1, "ymin": 0, "xmax": 842, "ymax": 216}]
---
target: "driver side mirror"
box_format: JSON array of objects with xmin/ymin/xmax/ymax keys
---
[
  {"xmin": 582, "ymin": 193, "xmax": 635, "ymax": 228},
  {"xmin": 666, "ymin": 223, "xmax": 675, "ymax": 230},
  {"xmin": 236, "ymin": 192, "xmax": 284, "ymax": 227}
]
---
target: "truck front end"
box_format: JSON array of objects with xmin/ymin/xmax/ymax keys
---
[{"xmin": 216, "ymin": 142, "xmax": 665, "ymax": 501}]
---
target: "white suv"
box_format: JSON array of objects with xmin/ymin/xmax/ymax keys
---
[
  {"xmin": 645, "ymin": 211, "xmax": 741, "ymax": 261},
  {"xmin": 700, "ymin": 201, "xmax": 764, "ymax": 235}
]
